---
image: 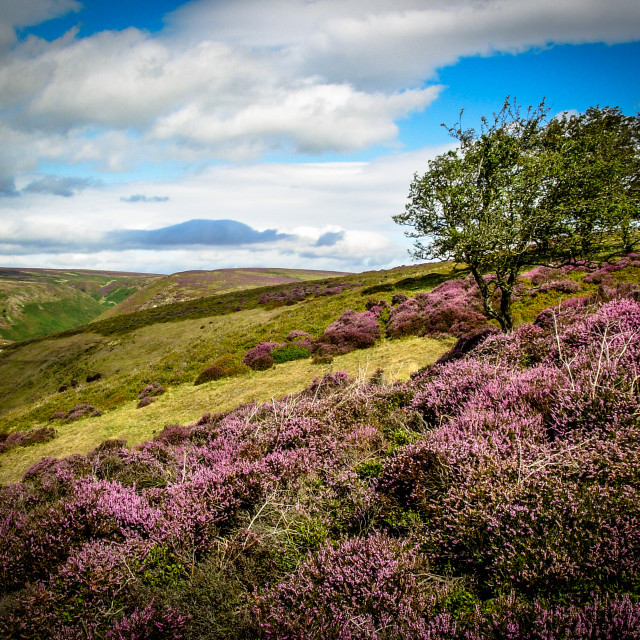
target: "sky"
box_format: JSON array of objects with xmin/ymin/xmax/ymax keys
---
[{"xmin": 0, "ymin": 0, "xmax": 639, "ymax": 275}]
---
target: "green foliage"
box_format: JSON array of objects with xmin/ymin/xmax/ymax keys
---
[
  {"xmin": 271, "ymin": 344, "xmax": 311, "ymax": 364},
  {"xmin": 355, "ymin": 459, "xmax": 383, "ymax": 479},
  {"xmin": 395, "ymin": 98, "xmax": 640, "ymax": 331}
]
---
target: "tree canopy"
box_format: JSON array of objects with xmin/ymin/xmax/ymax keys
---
[{"xmin": 394, "ymin": 98, "xmax": 640, "ymax": 332}]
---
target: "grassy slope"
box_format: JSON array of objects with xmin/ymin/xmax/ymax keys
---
[
  {"xmin": 0, "ymin": 268, "xmax": 160, "ymax": 341},
  {"xmin": 99, "ymin": 267, "xmax": 350, "ymax": 317},
  {"xmin": 0, "ymin": 261, "xmax": 457, "ymax": 423},
  {"xmin": 0, "ymin": 261, "xmax": 458, "ymax": 478},
  {"xmin": 0, "ymin": 256, "xmax": 607, "ymax": 484},
  {"xmin": 0, "ymin": 335, "xmax": 451, "ymax": 484}
]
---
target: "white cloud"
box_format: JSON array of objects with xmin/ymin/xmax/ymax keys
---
[
  {"xmin": 0, "ymin": 0, "xmax": 638, "ymax": 271},
  {"xmin": 0, "ymin": 148, "xmax": 443, "ymax": 271},
  {"xmin": 0, "ymin": 0, "xmax": 80, "ymax": 51},
  {"xmin": 2, "ymin": 0, "xmax": 637, "ymax": 176},
  {"xmin": 168, "ymin": 0, "xmax": 640, "ymax": 90}
]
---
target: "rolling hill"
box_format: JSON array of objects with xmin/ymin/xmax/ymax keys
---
[
  {"xmin": 98, "ymin": 267, "xmax": 350, "ymax": 317},
  {"xmin": 0, "ymin": 267, "xmax": 161, "ymax": 342},
  {"xmin": 2, "ymin": 254, "xmax": 640, "ymax": 638}
]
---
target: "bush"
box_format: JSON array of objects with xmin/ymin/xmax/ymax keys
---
[
  {"xmin": 49, "ymin": 404, "xmax": 102, "ymax": 422},
  {"xmin": 387, "ymin": 277, "xmax": 488, "ymax": 338},
  {"xmin": 194, "ymin": 355, "xmax": 250, "ymax": 385},
  {"xmin": 243, "ymin": 342, "xmax": 282, "ymax": 370},
  {"xmin": 271, "ymin": 344, "xmax": 311, "ymax": 364},
  {"xmin": 193, "ymin": 366, "xmax": 225, "ymax": 385},
  {"xmin": 0, "ymin": 426, "xmax": 56, "ymax": 454},
  {"xmin": 252, "ymin": 535, "xmax": 438, "ymax": 639},
  {"xmin": 315, "ymin": 309, "xmax": 380, "ymax": 354},
  {"xmin": 391, "ymin": 292, "xmax": 409, "ymax": 305},
  {"xmin": 138, "ymin": 382, "xmax": 165, "ymax": 399}
]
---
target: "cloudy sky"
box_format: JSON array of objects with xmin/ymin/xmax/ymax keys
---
[{"xmin": 0, "ymin": 0, "xmax": 639, "ymax": 274}]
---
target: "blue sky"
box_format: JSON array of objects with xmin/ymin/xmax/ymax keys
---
[{"xmin": 1, "ymin": 0, "xmax": 639, "ymax": 274}]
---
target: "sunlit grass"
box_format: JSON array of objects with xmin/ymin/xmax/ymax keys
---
[{"xmin": 0, "ymin": 335, "xmax": 452, "ymax": 484}]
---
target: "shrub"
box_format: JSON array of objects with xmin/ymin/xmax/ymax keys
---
[
  {"xmin": 271, "ymin": 344, "xmax": 311, "ymax": 364},
  {"xmin": 193, "ymin": 366, "xmax": 225, "ymax": 385},
  {"xmin": 387, "ymin": 277, "xmax": 488, "ymax": 338},
  {"xmin": 195, "ymin": 355, "xmax": 249, "ymax": 384},
  {"xmin": 436, "ymin": 326, "xmax": 500, "ymax": 364},
  {"xmin": 137, "ymin": 396, "xmax": 157, "ymax": 408},
  {"xmin": 138, "ymin": 382, "xmax": 165, "ymax": 399},
  {"xmin": 315, "ymin": 309, "xmax": 380, "ymax": 354},
  {"xmin": 50, "ymin": 404, "xmax": 102, "ymax": 422},
  {"xmin": 252, "ymin": 535, "xmax": 438, "ymax": 639},
  {"xmin": 243, "ymin": 342, "xmax": 282, "ymax": 370},
  {"xmin": 0, "ymin": 426, "xmax": 56, "ymax": 454},
  {"xmin": 538, "ymin": 279, "xmax": 581, "ymax": 294}
]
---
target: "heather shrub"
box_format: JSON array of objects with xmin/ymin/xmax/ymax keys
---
[
  {"xmin": 253, "ymin": 534, "xmax": 440, "ymax": 639},
  {"xmin": 0, "ymin": 426, "xmax": 56, "ymax": 454},
  {"xmin": 304, "ymin": 371, "xmax": 351, "ymax": 396},
  {"xmin": 387, "ymin": 277, "xmax": 488, "ymax": 338},
  {"xmin": 538, "ymin": 279, "xmax": 581, "ymax": 294},
  {"xmin": 137, "ymin": 395, "xmax": 157, "ymax": 408},
  {"xmin": 315, "ymin": 309, "xmax": 380, "ymax": 354},
  {"xmin": 138, "ymin": 382, "xmax": 165, "ymax": 399},
  {"xmin": 153, "ymin": 424, "xmax": 192, "ymax": 446},
  {"xmin": 467, "ymin": 594, "xmax": 640, "ymax": 639},
  {"xmin": 391, "ymin": 292, "xmax": 409, "ymax": 305},
  {"xmin": 193, "ymin": 365, "xmax": 225, "ymax": 385},
  {"xmin": 243, "ymin": 342, "xmax": 281, "ymax": 370},
  {"xmin": 49, "ymin": 404, "xmax": 103, "ymax": 422},
  {"xmin": 435, "ymin": 326, "xmax": 500, "ymax": 364},
  {"xmin": 376, "ymin": 441, "xmax": 451, "ymax": 513}
]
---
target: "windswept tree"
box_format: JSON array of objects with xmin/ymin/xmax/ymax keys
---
[{"xmin": 394, "ymin": 98, "xmax": 640, "ymax": 332}]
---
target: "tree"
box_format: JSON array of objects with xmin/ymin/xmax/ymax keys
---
[
  {"xmin": 394, "ymin": 98, "xmax": 640, "ymax": 332},
  {"xmin": 541, "ymin": 106, "xmax": 640, "ymax": 257}
]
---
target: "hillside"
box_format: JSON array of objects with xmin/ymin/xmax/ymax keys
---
[
  {"xmin": 1, "ymin": 254, "xmax": 640, "ymax": 638},
  {"xmin": 0, "ymin": 261, "xmax": 456, "ymax": 433},
  {"xmin": 0, "ymin": 267, "xmax": 161, "ymax": 342},
  {"xmin": 99, "ymin": 267, "xmax": 350, "ymax": 317}
]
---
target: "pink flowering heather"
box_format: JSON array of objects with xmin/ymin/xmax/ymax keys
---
[
  {"xmin": 315, "ymin": 309, "xmax": 381, "ymax": 353},
  {"xmin": 242, "ymin": 341, "xmax": 282, "ymax": 370},
  {"xmin": 253, "ymin": 534, "xmax": 438, "ymax": 639},
  {"xmin": 4, "ymin": 295, "xmax": 640, "ymax": 637},
  {"xmin": 387, "ymin": 277, "xmax": 488, "ymax": 338}
]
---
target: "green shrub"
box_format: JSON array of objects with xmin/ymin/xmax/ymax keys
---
[{"xmin": 271, "ymin": 344, "xmax": 311, "ymax": 364}]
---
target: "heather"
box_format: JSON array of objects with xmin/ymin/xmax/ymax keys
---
[{"xmin": 2, "ymin": 293, "xmax": 640, "ymax": 638}]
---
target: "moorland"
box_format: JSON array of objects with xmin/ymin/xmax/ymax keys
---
[
  {"xmin": 2, "ymin": 253, "xmax": 640, "ymax": 639},
  {"xmin": 2, "ymin": 102, "xmax": 639, "ymax": 639}
]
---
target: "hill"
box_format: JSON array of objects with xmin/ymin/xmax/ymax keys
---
[
  {"xmin": 1, "ymin": 254, "xmax": 640, "ymax": 638},
  {"xmin": 98, "ymin": 267, "xmax": 350, "ymax": 317},
  {"xmin": 0, "ymin": 267, "xmax": 161, "ymax": 342}
]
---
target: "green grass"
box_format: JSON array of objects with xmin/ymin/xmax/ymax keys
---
[
  {"xmin": 3, "ymin": 254, "xmax": 626, "ymax": 486},
  {"xmin": 0, "ymin": 260, "xmax": 457, "ymax": 435},
  {"xmin": 0, "ymin": 269, "xmax": 159, "ymax": 341},
  {"xmin": 0, "ymin": 335, "xmax": 452, "ymax": 484}
]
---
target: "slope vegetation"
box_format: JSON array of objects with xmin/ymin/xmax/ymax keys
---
[
  {"xmin": 99, "ymin": 267, "xmax": 350, "ymax": 317},
  {"xmin": 2, "ymin": 281, "xmax": 640, "ymax": 638},
  {"xmin": 0, "ymin": 268, "xmax": 160, "ymax": 341}
]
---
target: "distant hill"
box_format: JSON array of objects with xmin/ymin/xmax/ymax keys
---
[
  {"xmin": 98, "ymin": 267, "xmax": 350, "ymax": 317},
  {"xmin": 0, "ymin": 267, "xmax": 161, "ymax": 342}
]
